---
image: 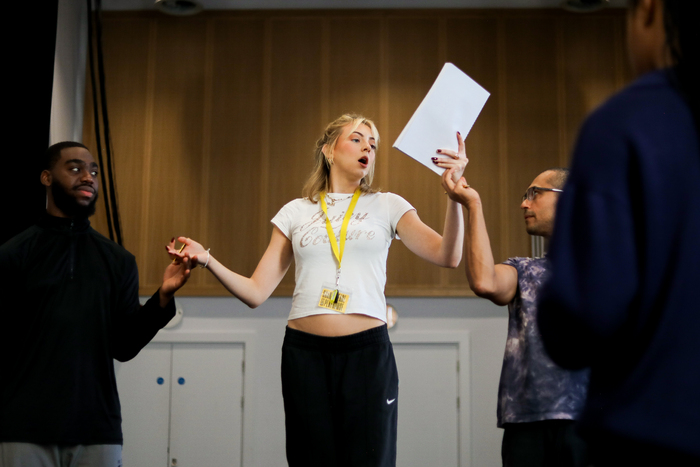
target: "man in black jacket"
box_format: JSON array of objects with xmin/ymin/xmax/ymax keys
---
[{"xmin": 0, "ymin": 142, "xmax": 195, "ymax": 466}]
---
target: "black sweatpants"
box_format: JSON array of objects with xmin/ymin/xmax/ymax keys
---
[
  {"xmin": 501, "ymin": 420, "xmax": 589, "ymax": 467},
  {"xmin": 588, "ymin": 434, "xmax": 700, "ymax": 467},
  {"xmin": 281, "ymin": 325, "xmax": 398, "ymax": 467}
]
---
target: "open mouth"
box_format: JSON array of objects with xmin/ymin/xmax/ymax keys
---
[{"xmin": 358, "ymin": 156, "xmax": 369, "ymax": 167}]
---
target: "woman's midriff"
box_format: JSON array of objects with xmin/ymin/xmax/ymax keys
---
[{"xmin": 287, "ymin": 313, "xmax": 385, "ymax": 337}]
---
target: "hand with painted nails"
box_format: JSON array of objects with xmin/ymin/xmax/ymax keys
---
[
  {"xmin": 159, "ymin": 237, "xmax": 197, "ymax": 307},
  {"xmin": 167, "ymin": 236, "xmax": 208, "ymax": 267},
  {"xmin": 432, "ymin": 131, "xmax": 468, "ymax": 184}
]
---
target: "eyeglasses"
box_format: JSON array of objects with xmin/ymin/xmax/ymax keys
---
[{"xmin": 521, "ymin": 186, "xmax": 563, "ymax": 202}]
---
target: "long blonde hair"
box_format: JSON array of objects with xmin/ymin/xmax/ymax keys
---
[{"xmin": 301, "ymin": 114, "xmax": 380, "ymax": 203}]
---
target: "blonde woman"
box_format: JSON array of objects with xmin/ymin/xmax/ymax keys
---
[{"xmin": 172, "ymin": 114, "xmax": 465, "ymax": 467}]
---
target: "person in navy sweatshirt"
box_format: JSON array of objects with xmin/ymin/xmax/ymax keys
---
[{"xmin": 537, "ymin": 1, "xmax": 700, "ymax": 465}]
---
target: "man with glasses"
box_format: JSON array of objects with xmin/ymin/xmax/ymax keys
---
[{"xmin": 443, "ymin": 167, "xmax": 589, "ymax": 467}]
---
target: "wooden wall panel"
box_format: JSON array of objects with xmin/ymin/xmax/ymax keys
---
[
  {"xmin": 267, "ymin": 17, "xmax": 325, "ymax": 293},
  {"xmin": 384, "ymin": 15, "xmax": 445, "ymax": 292},
  {"xmin": 503, "ymin": 15, "xmax": 562, "ymax": 259},
  {"xmin": 85, "ymin": 9, "xmax": 629, "ymax": 297},
  {"xmin": 84, "ymin": 17, "xmax": 152, "ymax": 267},
  {"xmin": 327, "ymin": 17, "xmax": 383, "ymax": 123},
  {"xmin": 559, "ymin": 16, "xmax": 627, "ymax": 163},
  {"xmin": 445, "ymin": 16, "xmax": 500, "ymax": 284},
  {"xmin": 202, "ymin": 18, "xmax": 266, "ymax": 290},
  {"xmin": 140, "ymin": 18, "xmax": 208, "ymax": 288}
]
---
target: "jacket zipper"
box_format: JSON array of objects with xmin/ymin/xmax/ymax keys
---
[{"xmin": 69, "ymin": 220, "xmax": 75, "ymax": 280}]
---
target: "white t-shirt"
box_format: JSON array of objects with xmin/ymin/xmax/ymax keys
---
[{"xmin": 271, "ymin": 192, "xmax": 415, "ymax": 322}]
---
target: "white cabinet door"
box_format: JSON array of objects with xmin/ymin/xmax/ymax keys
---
[
  {"xmin": 169, "ymin": 343, "xmax": 245, "ymax": 467},
  {"xmin": 115, "ymin": 343, "xmax": 172, "ymax": 467},
  {"xmin": 394, "ymin": 343, "xmax": 460, "ymax": 467},
  {"xmin": 115, "ymin": 343, "xmax": 245, "ymax": 467}
]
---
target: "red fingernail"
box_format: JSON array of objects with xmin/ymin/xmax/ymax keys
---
[
  {"xmin": 171, "ymin": 237, "xmax": 174, "ymax": 242},
  {"xmin": 437, "ymin": 149, "xmax": 442, "ymax": 153}
]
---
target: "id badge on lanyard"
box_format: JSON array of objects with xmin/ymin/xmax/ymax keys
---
[{"xmin": 317, "ymin": 189, "xmax": 361, "ymax": 313}]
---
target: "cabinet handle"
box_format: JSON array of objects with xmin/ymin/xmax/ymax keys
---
[
  {"xmin": 178, "ymin": 377, "xmax": 186, "ymax": 385},
  {"xmin": 171, "ymin": 458, "xmax": 178, "ymax": 466}
]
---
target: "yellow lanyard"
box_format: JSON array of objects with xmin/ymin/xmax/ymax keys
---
[{"xmin": 319, "ymin": 188, "xmax": 361, "ymax": 287}]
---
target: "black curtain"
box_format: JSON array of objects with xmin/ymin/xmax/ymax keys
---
[{"xmin": 2, "ymin": 2, "xmax": 59, "ymax": 245}]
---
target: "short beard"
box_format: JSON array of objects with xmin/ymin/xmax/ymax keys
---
[
  {"xmin": 51, "ymin": 181, "xmax": 98, "ymax": 218},
  {"xmin": 526, "ymin": 224, "xmax": 551, "ymax": 239},
  {"xmin": 526, "ymin": 225, "xmax": 542, "ymax": 236}
]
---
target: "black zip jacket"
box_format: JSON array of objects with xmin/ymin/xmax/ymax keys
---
[{"xmin": 0, "ymin": 214, "xmax": 175, "ymax": 445}]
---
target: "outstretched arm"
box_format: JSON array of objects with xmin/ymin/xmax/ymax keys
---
[
  {"xmin": 169, "ymin": 228, "xmax": 293, "ymax": 308},
  {"xmin": 112, "ymin": 246, "xmax": 196, "ymax": 362},
  {"xmin": 396, "ymin": 132, "xmax": 466, "ymax": 268},
  {"xmin": 396, "ymin": 196, "xmax": 464, "ymax": 268},
  {"xmin": 442, "ymin": 170, "xmax": 517, "ymax": 306}
]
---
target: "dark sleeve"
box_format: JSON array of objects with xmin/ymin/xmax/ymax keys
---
[
  {"xmin": 537, "ymin": 110, "xmax": 640, "ymax": 369},
  {"xmin": 0, "ymin": 245, "xmax": 19, "ymax": 366},
  {"xmin": 0, "ymin": 245, "xmax": 15, "ymax": 306},
  {"xmin": 111, "ymin": 255, "xmax": 176, "ymax": 362},
  {"xmin": 0, "ymin": 236, "xmax": 30, "ymax": 363}
]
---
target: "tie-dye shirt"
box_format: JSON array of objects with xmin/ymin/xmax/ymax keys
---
[{"xmin": 497, "ymin": 256, "xmax": 589, "ymax": 427}]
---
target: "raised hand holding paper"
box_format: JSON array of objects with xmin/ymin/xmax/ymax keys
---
[{"xmin": 393, "ymin": 62, "xmax": 490, "ymax": 175}]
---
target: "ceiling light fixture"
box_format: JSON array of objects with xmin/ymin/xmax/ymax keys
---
[
  {"xmin": 155, "ymin": 0, "xmax": 203, "ymax": 16},
  {"xmin": 561, "ymin": 0, "xmax": 610, "ymax": 13}
]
